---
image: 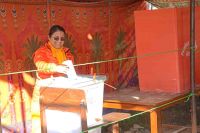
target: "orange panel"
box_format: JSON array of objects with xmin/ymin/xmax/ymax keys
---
[{"xmin": 134, "ymin": 7, "xmax": 200, "ymax": 93}]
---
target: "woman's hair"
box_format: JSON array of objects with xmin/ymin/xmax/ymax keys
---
[{"xmin": 48, "ymin": 25, "xmax": 66, "ymax": 37}]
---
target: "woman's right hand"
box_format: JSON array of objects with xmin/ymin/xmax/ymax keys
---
[{"xmin": 55, "ymin": 65, "xmax": 69, "ymax": 74}]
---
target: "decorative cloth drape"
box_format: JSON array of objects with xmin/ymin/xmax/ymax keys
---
[{"xmin": 0, "ymin": 0, "xmax": 146, "ymax": 130}]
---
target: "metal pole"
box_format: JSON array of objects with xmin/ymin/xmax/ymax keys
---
[{"xmin": 190, "ymin": 0, "xmax": 197, "ymax": 133}]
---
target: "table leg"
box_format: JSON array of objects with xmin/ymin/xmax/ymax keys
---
[
  {"xmin": 0, "ymin": 112, "xmax": 2, "ymax": 133},
  {"xmin": 40, "ymin": 107, "xmax": 47, "ymax": 133},
  {"xmin": 150, "ymin": 110, "xmax": 162, "ymax": 133}
]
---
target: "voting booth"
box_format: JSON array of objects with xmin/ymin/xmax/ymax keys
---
[
  {"xmin": 134, "ymin": 8, "xmax": 200, "ymax": 93},
  {"xmin": 38, "ymin": 74, "xmax": 106, "ymax": 133}
]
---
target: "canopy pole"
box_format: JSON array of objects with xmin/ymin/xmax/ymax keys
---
[
  {"xmin": 47, "ymin": 0, "xmax": 51, "ymax": 28},
  {"xmin": 190, "ymin": 0, "xmax": 197, "ymax": 133}
]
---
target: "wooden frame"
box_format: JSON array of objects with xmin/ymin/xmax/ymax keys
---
[{"xmin": 40, "ymin": 87, "xmax": 88, "ymax": 133}]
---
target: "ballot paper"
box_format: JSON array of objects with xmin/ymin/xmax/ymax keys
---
[{"xmin": 62, "ymin": 60, "xmax": 77, "ymax": 79}]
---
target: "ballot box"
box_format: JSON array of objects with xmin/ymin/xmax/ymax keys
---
[{"xmin": 38, "ymin": 74, "xmax": 106, "ymax": 133}]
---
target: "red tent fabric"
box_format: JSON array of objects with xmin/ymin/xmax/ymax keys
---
[{"xmin": 0, "ymin": 0, "xmax": 146, "ymax": 126}]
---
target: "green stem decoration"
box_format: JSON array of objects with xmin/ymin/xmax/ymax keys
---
[
  {"xmin": 23, "ymin": 35, "xmax": 42, "ymax": 74},
  {"xmin": 114, "ymin": 28, "xmax": 129, "ymax": 88},
  {"xmin": 64, "ymin": 33, "xmax": 76, "ymax": 62},
  {"xmin": 0, "ymin": 43, "xmax": 4, "ymax": 72},
  {"xmin": 90, "ymin": 32, "xmax": 103, "ymax": 74}
]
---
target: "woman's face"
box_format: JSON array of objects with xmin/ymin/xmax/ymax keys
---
[{"xmin": 49, "ymin": 31, "xmax": 65, "ymax": 49}]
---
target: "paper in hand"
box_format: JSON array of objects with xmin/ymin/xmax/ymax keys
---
[{"xmin": 62, "ymin": 60, "xmax": 77, "ymax": 79}]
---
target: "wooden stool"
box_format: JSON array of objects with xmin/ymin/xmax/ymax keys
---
[{"xmin": 103, "ymin": 112, "xmax": 130, "ymax": 133}]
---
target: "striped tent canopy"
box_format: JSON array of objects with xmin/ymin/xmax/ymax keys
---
[{"xmin": 147, "ymin": 0, "xmax": 200, "ymax": 8}]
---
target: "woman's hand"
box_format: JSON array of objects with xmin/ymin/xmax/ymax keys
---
[{"xmin": 55, "ymin": 65, "xmax": 69, "ymax": 74}]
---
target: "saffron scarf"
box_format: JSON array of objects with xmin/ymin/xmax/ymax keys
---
[{"xmin": 49, "ymin": 42, "xmax": 66, "ymax": 64}]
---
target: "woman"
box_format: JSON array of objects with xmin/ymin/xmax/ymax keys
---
[
  {"xmin": 31, "ymin": 25, "xmax": 74, "ymax": 133},
  {"xmin": 33, "ymin": 25, "xmax": 74, "ymax": 79}
]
